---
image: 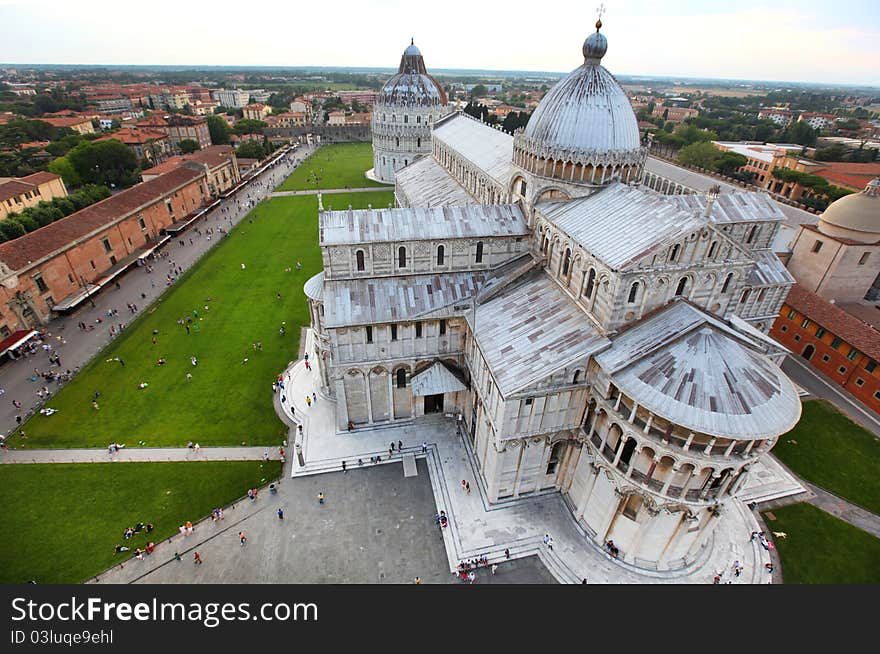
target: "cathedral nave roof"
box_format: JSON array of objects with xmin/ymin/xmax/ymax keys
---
[
  {"xmin": 395, "ymin": 155, "xmax": 475, "ymax": 207},
  {"xmin": 432, "ymin": 113, "xmax": 513, "ymax": 187}
]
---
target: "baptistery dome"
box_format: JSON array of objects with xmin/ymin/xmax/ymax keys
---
[
  {"xmin": 371, "ymin": 40, "xmax": 452, "ymax": 183},
  {"xmin": 513, "ymin": 20, "xmax": 645, "ymax": 189},
  {"xmin": 817, "ymin": 178, "xmax": 880, "ymax": 243}
]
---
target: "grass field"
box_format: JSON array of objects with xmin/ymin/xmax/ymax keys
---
[
  {"xmin": 0, "ymin": 461, "xmax": 282, "ymax": 584},
  {"xmin": 11, "ymin": 190, "xmax": 393, "ymax": 449},
  {"xmin": 773, "ymin": 400, "xmax": 880, "ymax": 514},
  {"xmin": 763, "ymin": 502, "xmax": 880, "ymax": 584},
  {"xmin": 277, "ymin": 142, "xmax": 390, "ymax": 191}
]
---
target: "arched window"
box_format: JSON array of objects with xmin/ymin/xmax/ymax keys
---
[
  {"xmin": 519, "ymin": 179, "xmax": 527, "ymax": 196},
  {"xmin": 675, "ymin": 277, "xmax": 689, "ymax": 297},
  {"xmin": 396, "ymin": 137, "xmax": 400, "ymax": 147},
  {"xmin": 707, "ymin": 241, "xmax": 718, "ymax": 259},
  {"xmin": 396, "ymin": 368, "xmax": 406, "ymax": 388},
  {"xmin": 573, "ymin": 370, "xmax": 580, "ymax": 384},
  {"xmin": 746, "ymin": 225, "xmax": 759, "ymax": 244},
  {"xmin": 417, "ymin": 138, "xmax": 421, "ymax": 148},
  {"xmin": 546, "ymin": 442, "xmax": 564, "ymax": 475},
  {"xmin": 721, "ymin": 272, "xmax": 733, "ymax": 294},
  {"xmin": 417, "ymin": 115, "xmax": 421, "ymax": 124},
  {"xmin": 740, "ymin": 289, "xmax": 751, "ymax": 304},
  {"xmin": 628, "ymin": 281, "xmax": 639, "ymax": 304},
  {"xmin": 669, "ymin": 243, "xmax": 681, "ymax": 262},
  {"xmin": 437, "ymin": 245, "xmax": 445, "ymax": 265},
  {"xmin": 404, "ymin": 115, "xmax": 408, "ymax": 123},
  {"xmin": 562, "ymin": 248, "xmax": 571, "ymax": 277},
  {"xmin": 584, "ymin": 268, "xmax": 596, "ymax": 298},
  {"xmin": 542, "ymin": 236, "xmax": 549, "ymax": 254},
  {"xmin": 398, "ymin": 246, "xmax": 407, "ymax": 268},
  {"xmin": 356, "ymin": 250, "xmax": 365, "ymax": 271},
  {"xmin": 475, "ymin": 241, "xmax": 484, "ymax": 264}
]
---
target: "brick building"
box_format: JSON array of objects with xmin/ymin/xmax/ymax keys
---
[
  {"xmin": 97, "ymin": 128, "xmax": 171, "ymax": 162},
  {"xmin": 141, "ymin": 145, "xmax": 240, "ymax": 196},
  {"xmin": 0, "ymin": 172, "xmax": 68, "ymax": 220},
  {"xmin": 770, "ymin": 283, "xmax": 880, "ymax": 414},
  {"xmin": 0, "ymin": 167, "xmax": 208, "ymax": 332},
  {"xmin": 135, "ymin": 114, "xmax": 211, "ymax": 150}
]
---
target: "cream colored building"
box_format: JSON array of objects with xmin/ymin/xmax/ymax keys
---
[
  {"xmin": 0, "ymin": 172, "xmax": 68, "ymax": 220},
  {"xmin": 786, "ymin": 178, "xmax": 880, "ymax": 303},
  {"xmin": 305, "ymin": 22, "xmax": 802, "ymax": 572}
]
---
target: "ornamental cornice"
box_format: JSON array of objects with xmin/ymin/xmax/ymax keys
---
[{"xmin": 513, "ymin": 133, "xmax": 647, "ymax": 169}]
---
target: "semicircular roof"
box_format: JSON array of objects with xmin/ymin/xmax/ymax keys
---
[
  {"xmin": 303, "ymin": 271, "xmax": 324, "ymax": 301},
  {"xmin": 609, "ymin": 326, "xmax": 801, "ymax": 440},
  {"xmin": 819, "ymin": 178, "xmax": 880, "ymax": 239},
  {"xmin": 378, "ymin": 41, "xmax": 447, "ymax": 107},
  {"xmin": 521, "ymin": 26, "xmax": 640, "ymax": 157}
]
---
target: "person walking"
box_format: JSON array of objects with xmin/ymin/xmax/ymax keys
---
[
  {"xmin": 317, "ymin": 492, "xmax": 324, "ymax": 505},
  {"xmin": 194, "ymin": 551, "xmax": 202, "ymax": 565},
  {"xmin": 239, "ymin": 531, "xmax": 247, "ymax": 546},
  {"xmin": 397, "ymin": 440, "xmax": 403, "ymax": 451},
  {"xmin": 277, "ymin": 508, "xmax": 284, "ymax": 520},
  {"xmin": 491, "ymin": 564, "xmax": 498, "ymax": 575},
  {"xmin": 504, "ymin": 548, "xmax": 510, "ymax": 559},
  {"xmin": 413, "ymin": 577, "xmax": 422, "ymax": 585},
  {"xmin": 421, "ymin": 441, "xmax": 427, "ymax": 453},
  {"xmin": 341, "ymin": 460, "xmax": 347, "ymax": 473}
]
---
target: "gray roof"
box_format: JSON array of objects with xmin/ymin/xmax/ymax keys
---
[
  {"xmin": 410, "ymin": 361, "xmax": 467, "ymax": 396},
  {"xmin": 323, "ymin": 272, "xmax": 483, "ymax": 328},
  {"xmin": 644, "ymin": 156, "xmax": 817, "ymax": 228},
  {"xmin": 596, "ymin": 303, "xmax": 801, "ymax": 439},
  {"xmin": 432, "ymin": 113, "xmax": 513, "ymax": 186},
  {"xmin": 749, "ymin": 249, "xmax": 795, "ymax": 286},
  {"xmin": 670, "ymin": 191, "xmax": 786, "ymax": 224},
  {"xmin": 319, "ymin": 204, "xmax": 527, "ymax": 246},
  {"xmin": 537, "ymin": 182, "xmax": 706, "ymax": 270},
  {"xmin": 473, "ymin": 271, "xmax": 609, "ymax": 396},
  {"xmin": 303, "ymin": 271, "xmax": 323, "ymax": 301},
  {"xmin": 395, "ymin": 155, "xmax": 475, "ymax": 207}
]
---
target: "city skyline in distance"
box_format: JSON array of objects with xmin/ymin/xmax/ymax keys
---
[{"xmin": 0, "ymin": 0, "xmax": 878, "ymax": 86}]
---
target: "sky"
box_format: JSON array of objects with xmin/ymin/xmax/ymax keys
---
[{"xmin": 1, "ymin": 0, "xmax": 878, "ymax": 86}]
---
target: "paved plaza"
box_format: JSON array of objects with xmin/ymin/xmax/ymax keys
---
[{"xmin": 94, "ymin": 459, "xmax": 556, "ymax": 584}]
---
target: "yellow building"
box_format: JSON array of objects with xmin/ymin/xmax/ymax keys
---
[
  {"xmin": 0, "ymin": 172, "xmax": 68, "ymax": 220},
  {"xmin": 243, "ymin": 103, "xmax": 271, "ymax": 120}
]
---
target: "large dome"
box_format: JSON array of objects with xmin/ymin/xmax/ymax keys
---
[
  {"xmin": 521, "ymin": 21, "xmax": 641, "ymax": 158},
  {"xmin": 818, "ymin": 178, "xmax": 880, "ymax": 243},
  {"xmin": 378, "ymin": 40, "xmax": 447, "ymax": 107}
]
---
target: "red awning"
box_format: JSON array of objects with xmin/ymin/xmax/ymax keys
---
[{"xmin": 0, "ymin": 329, "xmax": 38, "ymax": 356}]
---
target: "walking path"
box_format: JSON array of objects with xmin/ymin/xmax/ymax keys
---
[
  {"xmin": 0, "ymin": 142, "xmax": 319, "ymax": 440},
  {"xmin": 275, "ymin": 329, "xmax": 774, "ymax": 585},
  {"xmin": 270, "ymin": 186, "xmax": 392, "ymax": 197},
  {"xmin": 0, "ymin": 446, "xmax": 282, "ymax": 464},
  {"xmin": 804, "ymin": 482, "xmax": 880, "ymax": 539}
]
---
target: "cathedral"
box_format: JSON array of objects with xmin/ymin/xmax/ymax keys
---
[{"xmin": 306, "ymin": 21, "xmax": 802, "ymax": 571}]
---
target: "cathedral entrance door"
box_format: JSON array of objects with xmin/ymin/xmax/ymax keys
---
[{"xmin": 424, "ymin": 394, "xmax": 444, "ymax": 414}]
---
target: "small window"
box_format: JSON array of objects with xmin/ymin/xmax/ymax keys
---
[
  {"xmin": 33, "ymin": 274, "xmax": 48, "ymax": 293},
  {"xmin": 562, "ymin": 248, "xmax": 571, "ymax": 277},
  {"xmin": 859, "ymin": 252, "xmax": 870, "ymax": 266},
  {"xmin": 584, "ymin": 268, "xmax": 596, "ymax": 298},
  {"xmin": 815, "ymin": 327, "xmax": 826, "ymax": 339},
  {"xmin": 90, "ymin": 260, "xmax": 96, "ymax": 270},
  {"xmin": 811, "ymin": 240, "xmax": 823, "ymax": 253},
  {"xmin": 838, "ymin": 366, "xmax": 847, "ymax": 374},
  {"xmin": 831, "ymin": 337, "xmax": 842, "ymax": 349},
  {"xmin": 801, "ymin": 318, "xmax": 811, "ymax": 329},
  {"xmin": 787, "ymin": 308, "xmax": 796, "ymax": 320},
  {"xmin": 628, "ymin": 282, "xmax": 639, "ymax": 304},
  {"xmin": 722, "ymin": 273, "xmax": 734, "ymax": 294},
  {"xmin": 822, "ymin": 354, "xmax": 830, "ymax": 362},
  {"xmin": 138, "ymin": 217, "xmax": 146, "ymax": 230},
  {"xmin": 669, "ymin": 243, "xmax": 681, "ymax": 262},
  {"xmin": 437, "ymin": 245, "xmax": 445, "ymax": 266},
  {"xmin": 439, "ymin": 319, "xmax": 447, "ymax": 336},
  {"xmin": 746, "ymin": 225, "xmax": 759, "ymax": 244},
  {"xmin": 866, "ymin": 360, "xmax": 877, "ymax": 373},
  {"xmin": 356, "ymin": 250, "xmax": 365, "ymax": 271},
  {"xmin": 415, "ymin": 322, "xmax": 422, "ymax": 338},
  {"xmin": 524, "ymin": 398, "xmax": 533, "ymax": 406},
  {"xmin": 794, "ymin": 334, "xmax": 801, "ymax": 342},
  {"xmin": 390, "ymin": 324, "xmax": 398, "ymax": 341},
  {"xmin": 475, "ymin": 241, "xmax": 484, "ymax": 264},
  {"xmin": 68, "ymin": 274, "xmax": 75, "ymax": 284},
  {"xmin": 101, "ymin": 238, "xmax": 112, "ymax": 253},
  {"xmin": 874, "ymin": 391, "xmax": 880, "ymax": 401},
  {"xmin": 546, "ymin": 442, "xmax": 564, "ymax": 475},
  {"xmin": 855, "ymin": 378, "xmax": 865, "ymax": 387},
  {"xmin": 675, "ymin": 277, "xmax": 688, "ymax": 297},
  {"xmin": 847, "ymin": 348, "xmax": 860, "ymax": 361},
  {"xmin": 366, "ymin": 326, "xmax": 373, "ymax": 344},
  {"xmin": 740, "ymin": 289, "xmax": 751, "ymax": 304},
  {"xmin": 707, "ymin": 241, "xmax": 718, "ymax": 259},
  {"xmin": 398, "ymin": 247, "xmax": 407, "ymax": 268},
  {"xmin": 166, "ymin": 199, "xmax": 174, "ymax": 216},
  {"xmin": 781, "ymin": 325, "xmax": 788, "ymax": 332},
  {"xmin": 572, "ymin": 370, "xmax": 580, "ymax": 384},
  {"xmin": 396, "ymin": 368, "xmax": 406, "ymax": 389}
]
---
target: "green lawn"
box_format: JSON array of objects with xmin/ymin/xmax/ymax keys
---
[
  {"xmin": 772, "ymin": 400, "xmax": 880, "ymax": 514},
  {"xmin": 763, "ymin": 503, "xmax": 880, "ymax": 584},
  {"xmin": 278, "ymin": 142, "xmax": 390, "ymax": 191},
  {"xmin": 11, "ymin": 190, "xmax": 393, "ymax": 448},
  {"xmin": 0, "ymin": 460, "xmax": 282, "ymax": 584}
]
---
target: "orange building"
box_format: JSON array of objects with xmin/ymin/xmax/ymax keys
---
[
  {"xmin": 770, "ymin": 283, "xmax": 880, "ymax": 414},
  {"xmin": 0, "ymin": 167, "xmax": 209, "ymax": 332}
]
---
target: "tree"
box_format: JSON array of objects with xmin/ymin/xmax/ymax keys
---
[
  {"xmin": 179, "ymin": 139, "xmax": 200, "ymax": 154},
  {"xmin": 66, "ymin": 139, "xmax": 140, "ymax": 188},
  {"xmin": 206, "ymin": 115, "xmax": 231, "ymax": 145},
  {"xmin": 0, "ymin": 220, "xmax": 26, "ymax": 240},
  {"xmin": 677, "ymin": 141, "xmax": 722, "ymax": 169},
  {"xmin": 235, "ymin": 141, "xmax": 266, "ymax": 159},
  {"xmin": 715, "ymin": 151, "xmax": 748, "ymax": 175},
  {"xmin": 233, "ymin": 119, "xmax": 267, "ymax": 135},
  {"xmin": 470, "ymin": 84, "xmax": 488, "ymax": 98},
  {"xmin": 47, "ymin": 156, "xmax": 82, "ymax": 187},
  {"xmin": 783, "ymin": 121, "xmax": 818, "ymax": 147}
]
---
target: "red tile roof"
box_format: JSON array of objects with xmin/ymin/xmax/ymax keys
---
[
  {"xmin": 812, "ymin": 161, "xmax": 880, "ymax": 191},
  {"xmin": 783, "ymin": 283, "xmax": 880, "ymax": 360},
  {"xmin": 0, "ymin": 167, "xmax": 204, "ymax": 271},
  {"xmin": 20, "ymin": 171, "xmax": 61, "ymax": 186},
  {"xmin": 141, "ymin": 146, "xmax": 235, "ymax": 177},
  {"xmin": 35, "ymin": 116, "xmax": 92, "ymax": 128},
  {"xmin": 97, "ymin": 128, "xmax": 168, "ymax": 145},
  {"xmin": 0, "ymin": 180, "xmax": 34, "ymax": 203}
]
